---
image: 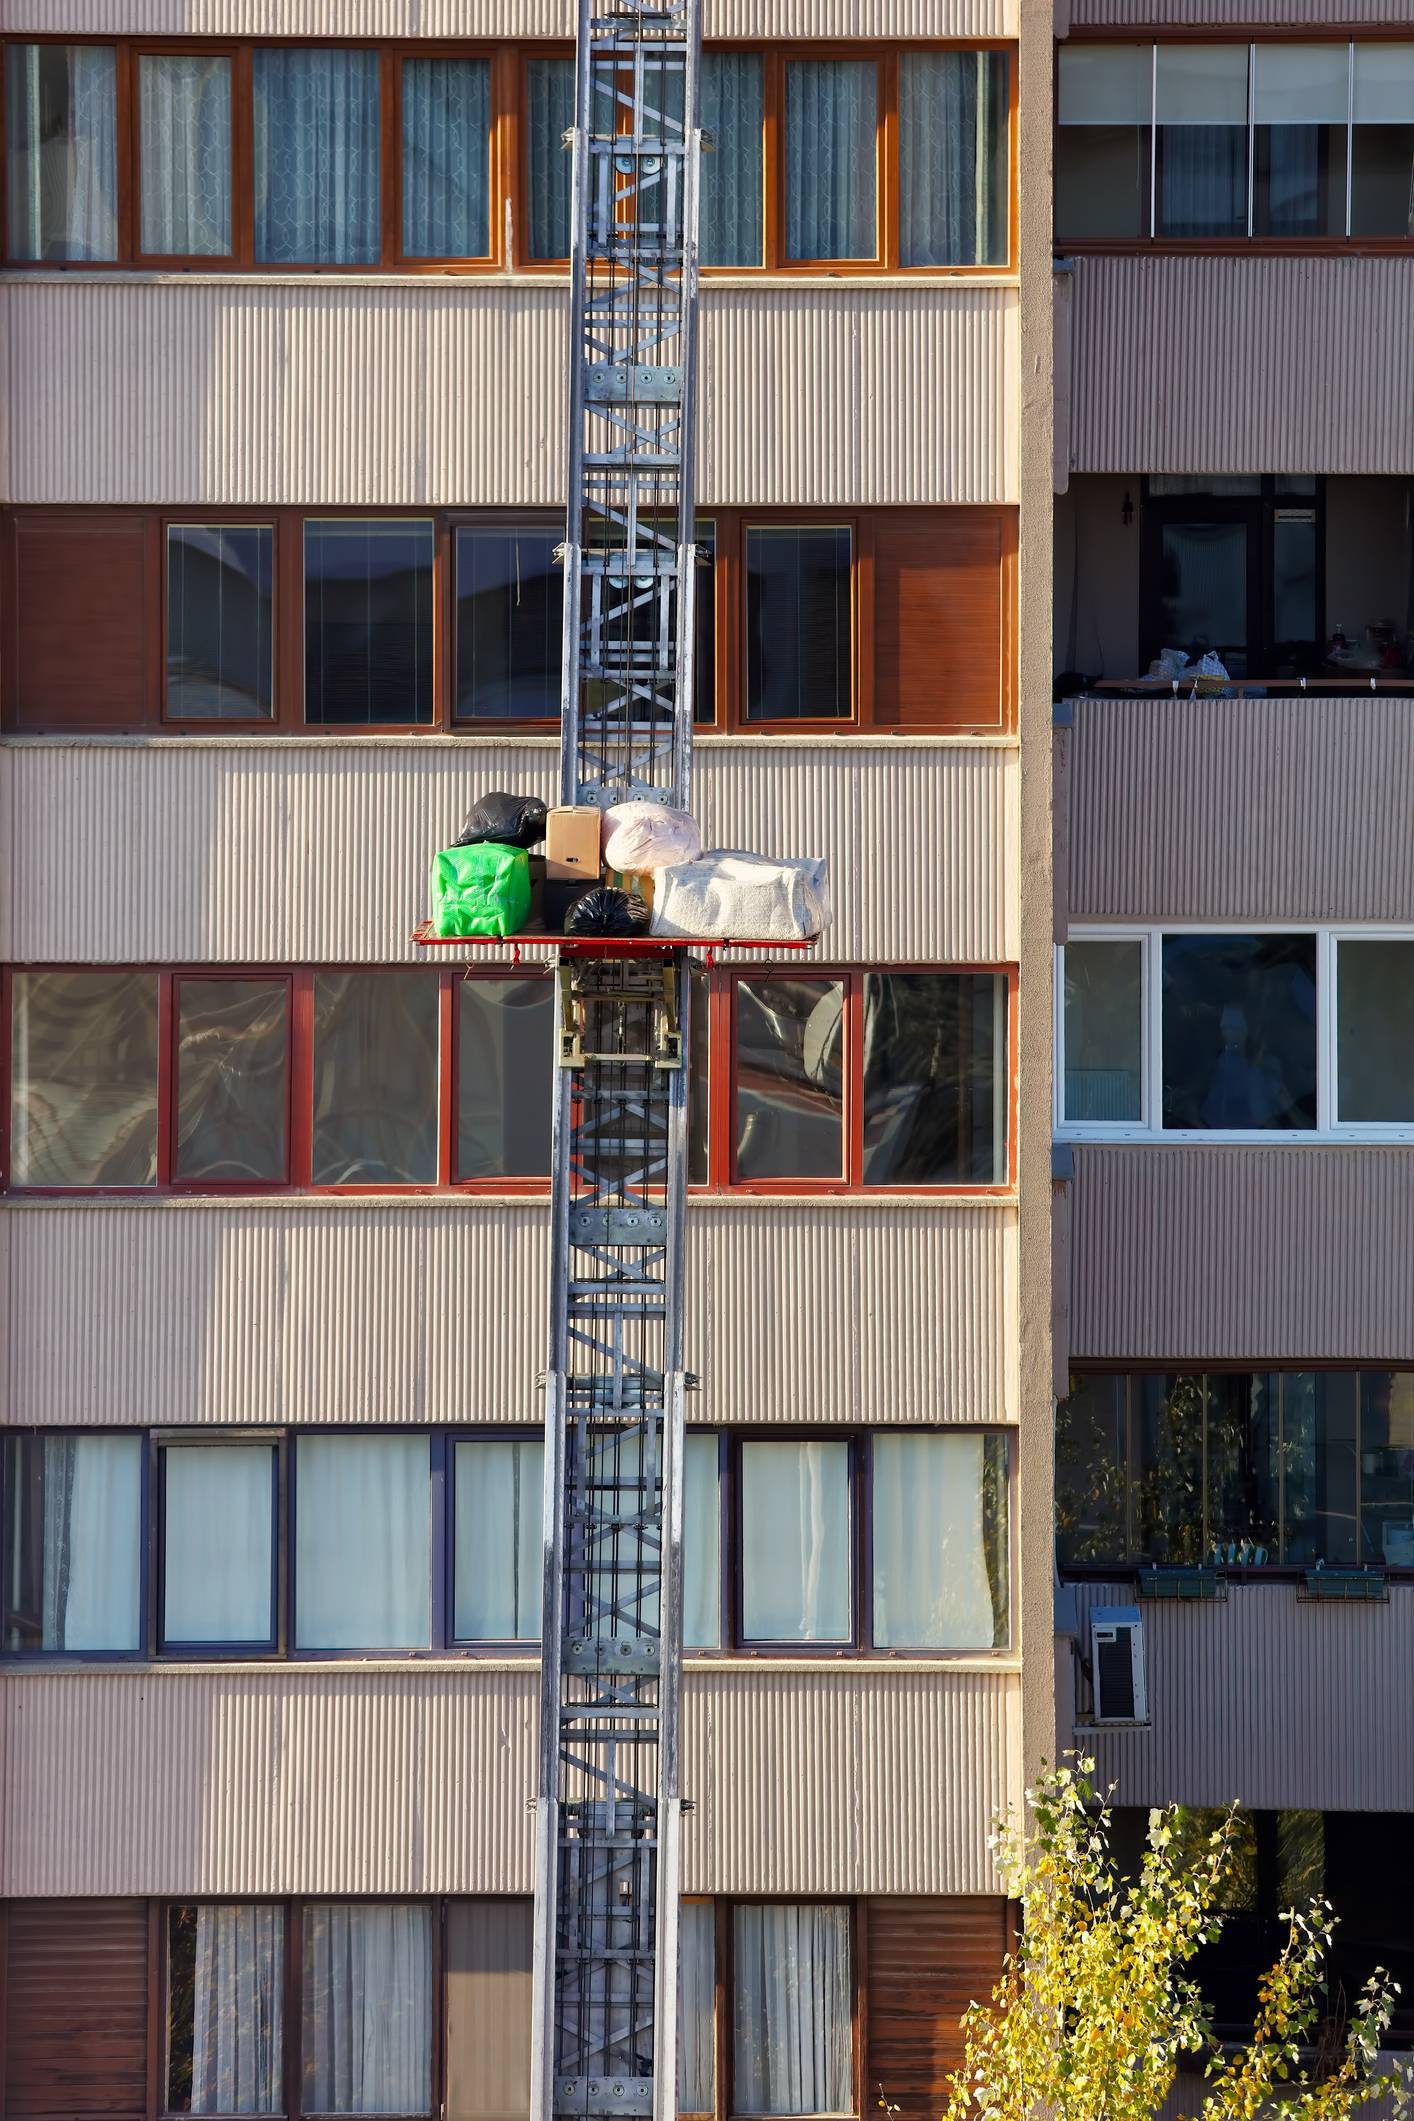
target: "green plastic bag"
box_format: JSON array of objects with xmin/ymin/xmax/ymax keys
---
[{"xmin": 430, "ymin": 842, "xmax": 531, "ymax": 939}]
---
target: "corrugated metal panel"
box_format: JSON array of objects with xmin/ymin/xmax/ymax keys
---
[
  {"xmin": 0, "ymin": 1197, "xmax": 1018, "ymax": 1428},
  {"xmin": 1068, "ymin": 257, "xmax": 1414, "ymax": 475},
  {"xmin": 0, "ymin": 0, "xmax": 1018, "ymax": 31},
  {"xmin": 1070, "ymin": 1145, "xmax": 1414, "ymax": 1362},
  {"xmin": 0, "ymin": 1665, "xmax": 1018, "ymax": 1897},
  {"xmin": 0, "ymin": 282, "xmax": 1017, "ymax": 509},
  {"xmin": 1067, "ymin": 695, "xmax": 1414, "ymax": 923},
  {"xmin": 1070, "ymin": 0, "xmax": 1408, "ymax": 21},
  {"xmin": 0, "ymin": 737, "xmax": 1019, "ymax": 968},
  {"xmin": 1064, "ymin": 1581, "xmax": 1414, "ymax": 1812}
]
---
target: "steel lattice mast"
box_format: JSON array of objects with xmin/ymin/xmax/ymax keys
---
[{"xmin": 530, "ymin": 5, "xmax": 702, "ymax": 2121}]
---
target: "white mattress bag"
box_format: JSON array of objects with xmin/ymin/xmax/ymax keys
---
[
  {"xmin": 602, "ymin": 801, "xmax": 702, "ymax": 873},
  {"xmin": 650, "ymin": 850, "xmax": 831, "ymax": 940}
]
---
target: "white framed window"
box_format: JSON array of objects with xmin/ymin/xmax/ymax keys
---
[{"xmin": 1057, "ymin": 925, "xmax": 1414, "ymax": 1143}]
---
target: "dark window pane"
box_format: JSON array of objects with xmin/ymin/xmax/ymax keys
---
[
  {"xmin": 1252, "ymin": 45, "xmax": 1347, "ymax": 237},
  {"xmin": 167, "ymin": 526, "xmax": 274, "ymax": 720},
  {"xmin": 785, "ymin": 60, "xmax": 877, "ymax": 259},
  {"xmin": 176, "ymin": 978, "xmax": 289, "ymax": 1183},
  {"xmin": 11, "ymin": 971, "xmax": 159, "ymax": 1186},
  {"xmin": 1157, "ymin": 521, "xmax": 1249, "ymax": 669},
  {"xmin": 1056, "ymin": 1374, "xmax": 1129, "ymax": 1567},
  {"xmin": 1337, "ymin": 939, "xmax": 1414, "ymax": 1124},
  {"xmin": 312, "ymin": 972, "xmax": 439, "ymax": 1184},
  {"xmin": 1056, "ymin": 125, "xmax": 1151, "ymax": 238},
  {"xmin": 253, "ymin": 48, "xmax": 379, "ymax": 265},
  {"xmin": 2, "ymin": 1432, "xmax": 143, "ymax": 1653},
  {"xmin": 1282, "ymin": 1373, "xmax": 1357, "ymax": 1567},
  {"xmin": 1207, "ymin": 1373, "xmax": 1279, "ymax": 1558},
  {"xmin": 455, "ymin": 525, "xmax": 562, "ymax": 721},
  {"xmin": 5, "ymin": 43, "xmax": 118, "ymax": 262},
  {"xmin": 899, "ymin": 52, "xmax": 1009, "ymax": 266},
  {"xmin": 139, "ymin": 54, "xmax": 232, "ymax": 258},
  {"xmin": 527, "ymin": 57, "xmax": 574, "ymax": 259},
  {"xmin": 458, "ymin": 978, "xmax": 553, "ymax": 1179},
  {"xmin": 304, "ymin": 519, "xmax": 435, "ymax": 725},
  {"xmin": 745, "ymin": 527, "xmax": 851, "ymax": 722},
  {"xmin": 733, "ymin": 978, "xmax": 844, "ymax": 1180},
  {"xmin": 861, "ymin": 972, "xmax": 1007, "ymax": 1184},
  {"xmin": 1063, "ymin": 940, "xmax": 1143, "ymax": 1124},
  {"xmin": 167, "ymin": 1903, "xmax": 284, "ymax": 2115},
  {"xmin": 1352, "ymin": 126, "xmax": 1414, "ymax": 236},
  {"xmin": 701, "ymin": 52, "xmax": 763, "ymax": 265},
  {"xmin": 1133, "ymin": 1373, "xmax": 1204, "ymax": 1564},
  {"xmin": 1271, "ymin": 510, "xmax": 1317, "ymax": 658},
  {"xmin": 1161, "ymin": 934, "xmax": 1318, "ymax": 1132},
  {"xmin": 1155, "ymin": 45, "xmax": 1249, "ymax": 238},
  {"xmin": 1358, "ymin": 1373, "xmax": 1414, "ymax": 1568},
  {"xmin": 402, "ymin": 56, "xmax": 491, "ymax": 259}
]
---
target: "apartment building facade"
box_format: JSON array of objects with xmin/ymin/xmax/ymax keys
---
[
  {"xmin": 0, "ymin": 1, "xmax": 1054, "ymax": 2115},
  {"xmin": 1052, "ymin": 0, "xmax": 1414, "ymax": 2088}
]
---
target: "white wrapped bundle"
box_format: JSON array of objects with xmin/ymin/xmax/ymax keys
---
[
  {"xmin": 602, "ymin": 801, "xmax": 701, "ymax": 873},
  {"xmin": 650, "ymin": 851, "xmax": 831, "ymax": 941}
]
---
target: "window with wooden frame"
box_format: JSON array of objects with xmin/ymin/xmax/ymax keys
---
[
  {"xmin": 0, "ymin": 506, "xmax": 1016, "ymax": 735},
  {"xmin": 0, "ymin": 38, "xmax": 1016, "ymax": 275},
  {"xmin": 4, "ymin": 964, "xmax": 1014, "ymax": 1196}
]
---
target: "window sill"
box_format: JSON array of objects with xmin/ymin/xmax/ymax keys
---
[
  {"xmin": 0, "ymin": 1652, "xmax": 1024, "ymax": 1678},
  {"xmin": 0, "ymin": 267, "xmax": 1022, "ymax": 294},
  {"xmin": 1055, "ymin": 1130, "xmax": 1414, "ymax": 1149},
  {"xmin": 0, "ymin": 729, "xmax": 1020, "ymax": 753},
  {"xmin": 1, "ymin": 1190, "xmax": 1019, "ymax": 1211}
]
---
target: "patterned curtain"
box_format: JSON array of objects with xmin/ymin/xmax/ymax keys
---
[
  {"xmin": 192, "ymin": 1905, "xmax": 283, "ymax": 2115},
  {"xmin": 700, "ymin": 51, "xmax": 764, "ymax": 265},
  {"xmin": 899, "ymin": 50, "xmax": 1009, "ymax": 267},
  {"xmin": 139, "ymin": 53, "xmax": 231, "ymax": 256},
  {"xmin": 527, "ymin": 57, "xmax": 575, "ymax": 259},
  {"xmin": 253, "ymin": 48, "xmax": 380, "ymax": 265},
  {"xmin": 785, "ymin": 59, "xmax": 876, "ymax": 260},
  {"xmin": 5, "ymin": 43, "xmax": 118, "ymax": 261},
  {"xmin": 402, "ymin": 56, "xmax": 491, "ymax": 259}
]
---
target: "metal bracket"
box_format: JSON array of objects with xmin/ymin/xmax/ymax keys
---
[
  {"xmin": 558, "ymin": 962, "xmax": 585, "ymax": 1069},
  {"xmin": 654, "ymin": 963, "xmax": 682, "ymax": 1069},
  {"xmin": 571, "ymin": 1206, "xmax": 670, "ymax": 1244}
]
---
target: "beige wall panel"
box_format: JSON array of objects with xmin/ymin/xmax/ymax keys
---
[
  {"xmin": 1070, "ymin": 0, "xmax": 1409, "ymax": 20},
  {"xmin": 1067, "ymin": 258, "xmax": 1414, "ymax": 475},
  {"xmin": 1066, "ymin": 694, "xmax": 1414, "ymax": 922},
  {"xmin": 0, "ymin": 737, "xmax": 1018, "ymax": 968},
  {"xmin": 0, "ymin": 1665, "xmax": 1016, "ymax": 1897},
  {"xmin": 1070, "ymin": 1146, "xmax": 1414, "ymax": 1363},
  {"xmin": 0, "ymin": 282, "xmax": 1017, "ymax": 508},
  {"xmin": 0, "ymin": 1197, "xmax": 1017, "ymax": 1427},
  {"xmin": 0, "ymin": 0, "xmax": 1018, "ymax": 34},
  {"xmin": 1063, "ymin": 1583, "xmax": 1414, "ymax": 1812}
]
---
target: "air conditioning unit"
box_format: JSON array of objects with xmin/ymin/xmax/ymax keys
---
[{"xmin": 1090, "ymin": 1605, "xmax": 1147, "ymax": 1725}]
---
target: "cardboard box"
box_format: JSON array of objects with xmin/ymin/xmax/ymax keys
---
[{"xmin": 545, "ymin": 806, "xmax": 603, "ymax": 882}]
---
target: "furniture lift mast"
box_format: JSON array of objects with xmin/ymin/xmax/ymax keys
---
[{"xmin": 530, "ymin": 7, "xmax": 702, "ymax": 2121}]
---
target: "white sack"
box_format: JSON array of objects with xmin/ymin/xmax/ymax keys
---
[
  {"xmin": 650, "ymin": 850, "xmax": 831, "ymax": 941},
  {"xmin": 602, "ymin": 801, "xmax": 702, "ymax": 873}
]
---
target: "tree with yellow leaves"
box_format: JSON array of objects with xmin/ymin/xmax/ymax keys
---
[{"xmin": 940, "ymin": 1758, "xmax": 1410, "ymax": 2121}]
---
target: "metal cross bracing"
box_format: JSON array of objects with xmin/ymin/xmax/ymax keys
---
[{"xmin": 531, "ymin": 5, "xmax": 702, "ymax": 2121}]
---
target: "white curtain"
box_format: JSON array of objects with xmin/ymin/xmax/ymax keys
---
[
  {"xmin": 294, "ymin": 1436, "xmax": 430, "ymax": 1650},
  {"xmin": 192, "ymin": 1904, "xmax": 283, "ymax": 2115},
  {"xmin": 402, "ymin": 57, "xmax": 491, "ymax": 258},
  {"xmin": 785, "ymin": 60, "xmax": 876, "ymax": 260},
  {"xmin": 253, "ymin": 48, "xmax": 380, "ymax": 265},
  {"xmin": 898, "ymin": 51, "xmax": 1007, "ymax": 267},
  {"xmin": 164, "ymin": 1446, "xmax": 273, "ymax": 1646},
  {"xmin": 700, "ymin": 52, "xmax": 763, "ymax": 265},
  {"xmin": 683, "ymin": 1433, "xmax": 721, "ymax": 1649},
  {"xmin": 455, "ymin": 1439, "xmax": 542, "ymax": 1640},
  {"xmin": 139, "ymin": 53, "xmax": 231, "ymax": 256},
  {"xmin": 41, "ymin": 1434, "xmax": 142, "ymax": 1652},
  {"xmin": 678, "ymin": 1902, "xmax": 716, "ymax": 2113},
  {"xmin": 732, "ymin": 1904, "xmax": 851, "ymax": 2115},
  {"xmin": 303, "ymin": 1903, "xmax": 431, "ymax": 2115},
  {"xmin": 740, "ymin": 1441, "xmax": 850, "ymax": 1643},
  {"xmin": 871, "ymin": 1432, "xmax": 1006, "ymax": 1650},
  {"xmin": 6, "ymin": 43, "xmax": 118, "ymax": 262}
]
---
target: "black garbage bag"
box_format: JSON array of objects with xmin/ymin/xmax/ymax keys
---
[
  {"xmin": 454, "ymin": 792, "xmax": 548, "ymax": 849},
  {"xmin": 566, "ymin": 886, "xmax": 651, "ymax": 936}
]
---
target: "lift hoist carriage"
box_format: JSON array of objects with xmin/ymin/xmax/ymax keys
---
[{"xmin": 418, "ymin": 2, "xmax": 816, "ymax": 2114}]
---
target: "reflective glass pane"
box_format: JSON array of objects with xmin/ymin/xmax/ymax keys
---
[
  {"xmin": 176, "ymin": 978, "xmax": 289, "ymax": 1183},
  {"xmin": 740, "ymin": 1439, "xmax": 851, "ymax": 1642},
  {"xmin": 167, "ymin": 526, "xmax": 275, "ymax": 720},
  {"xmin": 402, "ymin": 57, "xmax": 491, "ymax": 258},
  {"xmin": 1133, "ymin": 1373, "xmax": 1205, "ymax": 1564},
  {"xmin": 312, "ymin": 971, "xmax": 439, "ymax": 1185},
  {"xmin": 1352, "ymin": 47, "xmax": 1414, "ymax": 236},
  {"xmin": 1161, "ymin": 934, "xmax": 1318, "ymax": 1132},
  {"xmin": 454, "ymin": 525, "xmax": 562, "ymax": 721},
  {"xmin": 1281, "ymin": 1372, "xmax": 1357, "ymax": 1567},
  {"xmin": 1063, "ymin": 940, "xmax": 1143, "ymax": 1124},
  {"xmin": 899, "ymin": 51, "xmax": 1009, "ymax": 266},
  {"xmin": 457, "ymin": 978, "xmax": 553, "ymax": 1179},
  {"xmin": 2, "ymin": 1432, "xmax": 143, "ymax": 1652},
  {"xmin": 527, "ymin": 57, "xmax": 574, "ymax": 259},
  {"xmin": 1155, "ymin": 46, "xmax": 1249, "ymax": 238},
  {"xmin": 733, "ymin": 978, "xmax": 845, "ymax": 1180},
  {"xmin": 5, "ymin": 44, "xmax": 118, "ymax": 262},
  {"xmin": 1272, "ymin": 511, "xmax": 1318, "ymax": 656},
  {"xmin": 294, "ymin": 1435, "xmax": 430, "ymax": 1650},
  {"xmin": 11, "ymin": 971, "xmax": 159, "ymax": 1186},
  {"xmin": 1157, "ymin": 521, "xmax": 1249, "ymax": 668},
  {"xmin": 684, "ymin": 1432, "xmax": 721, "ymax": 1650},
  {"xmin": 745, "ymin": 527, "xmax": 851, "ymax": 721},
  {"xmin": 872, "ymin": 1431, "xmax": 1009, "ymax": 1648},
  {"xmin": 253, "ymin": 48, "xmax": 380, "ymax": 265},
  {"xmin": 1056, "ymin": 46, "xmax": 1151, "ymax": 239},
  {"xmin": 1253, "ymin": 47, "xmax": 1346, "ymax": 237},
  {"xmin": 1207, "ymin": 1373, "xmax": 1280, "ymax": 1558},
  {"xmin": 454, "ymin": 1438, "xmax": 542, "ymax": 1641},
  {"xmin": 1056, "ymin": 1374, "xmax": 1129, "ymax": 1566},
  {"xmin": 861, "ymin": 972, "xmax": 1007, "ymax": 1184},
  {"xmin": 1358, "ymin": 1373, "xmax": 1414, "ymax": 1568},
  {"xmin": 163, "ymin": 1445, "xmax": 275, "ymax": 1646},
  {"xmin": 302, "ymin": 1903, "xmax": 431, "ymax": 2115},
  {"xmin": 701, "ymin": 52, "xmax": 763, "ymax": 264},
  {"xmin": 304, "ymin": 519, "xmax": 436, "ymax": 726},
  {"xmin": 785, "ymin": 60, "xmax": 877, "ymax": 259},
  {"xmin": 139, "ymin": 54, "xmax": 232, "ymax": 257},
  {"xmin": 688, "ymin": 962, "xmax": 710, "ymax": 1186},
  {"xmin": 167, "ymin": 1903, "xmax": 284, "ymax": 2115},
  {"xmin": 1337, "ymin": 939, "xmax": 1414, "ymax": 1124}
]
